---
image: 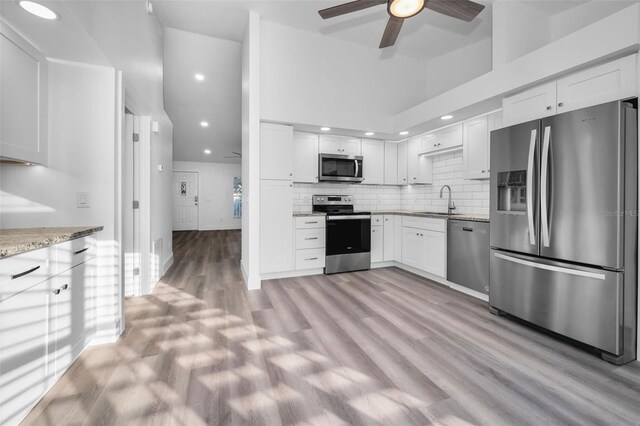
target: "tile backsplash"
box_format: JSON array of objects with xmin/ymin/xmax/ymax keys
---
[{"xmin": 293, "ymin": 150, "xmax": 489, "ymax": 215}]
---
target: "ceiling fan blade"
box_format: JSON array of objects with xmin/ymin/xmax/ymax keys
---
[
  {"xmin": 425, "ymin": 0, "xmax": 485, "ymax": 22},
  {"xmin": 319, "ymin": 0, "xmax": 386, "ymax": 19},
  {"xmin": 379, "ymin": 16, "xmax": 404, "ymax": 48}
]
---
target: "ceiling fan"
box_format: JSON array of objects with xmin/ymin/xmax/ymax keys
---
[
  {"xmin": 224, "ymin": 151, "xmax": 242, "ymax": 159},
  {"xmin": 318, "ymin": 0, "xmax": 485, "ymax": 48}
]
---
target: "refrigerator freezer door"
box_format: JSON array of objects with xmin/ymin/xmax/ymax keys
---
[
  {"xmin": 540, "ymin": 101, "xmax": 624, "ymax": 268},
  {"xmin": 490, "ymin": 119, "xmax": 540, "ymax": 255},
  {"xmin": 490, "ymin": 249, "xmax": 622, "ymax": 355}
]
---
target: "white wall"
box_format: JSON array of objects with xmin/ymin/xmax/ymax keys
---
[
  {"xmin": 260, "ymin": 20, "xmax": 430, "ymax": 134},
  {"xmin": 0, "ymin": 60, "xmax": 121, "ymax": 342},
  {"xmin": 173, "ymin": 161, "xmax": 242, "ymax": 230},
  {"xmin": 492, "ymin": 2, "xmax": 551, "ymax": 67},
  {"xmin": 426, "ymin": 37, "xmax": 493, "ymax": 99},
  {"xmin": 66, "ymin": 1, "xmax": 175, "ymax": 279},
  {"xmin": 241, "ymin": 12, "xmax": 261, "ymax": 290}
]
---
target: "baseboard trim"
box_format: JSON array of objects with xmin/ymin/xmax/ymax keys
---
[
  {"xmin": 162, "ymin": 253, "xmax": 174, "ymax": 275},
  {"xmin": 261, "ymin": 268, "xmax": 324, "ymax": 281},
  {"xmin": 373, "ymin": 261, "xmax": 489, "ymax": 302},
  {"xmin": 199, "ymin": 225, "xmax": 242, "ymax": 231}
]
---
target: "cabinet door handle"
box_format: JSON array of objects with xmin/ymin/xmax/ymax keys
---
[
  {"xmin": 546, "ymin": 106, "xmax": 552, "ymax": 110},
  {"xmin": 305, "ymin": 237, "xmax": 318, "ymax": 240},
  {"xmin": 73, "ymin": 248, "xmax": 89, "ymax": 255},
  {"xmin": 52, "ymin": 288, "xmax": 61, "ymax": 295},
  {"xmin": 558, "ymin": 102, "xmax": 564, "ymax": 107},
  {"xmin": 304, "ymin": 221, "xmax": 318, "ymax": 224},
  {"xmin": 305, "ymin": 257, "xmax": 318, "ymax": 261},
  {"xmin": 11, "ymin": 265, "xmax": 40, "ymax": 280},
  {"xmin": 61, "ymin": 284, "xmax": 69, "ymax": 290}
]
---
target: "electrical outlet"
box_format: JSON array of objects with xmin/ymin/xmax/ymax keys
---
[{"xmin": 76, "ymin": 192, "xmax": 90, "ymax": 208}]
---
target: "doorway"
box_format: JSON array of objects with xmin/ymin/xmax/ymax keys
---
[
  {"xmin": 124, "ymin": 112, "xmax": 141, "ymax": 296},
  {"xmin": 173, "ymin": 171, "xmax": 199, "ymax": 231}
]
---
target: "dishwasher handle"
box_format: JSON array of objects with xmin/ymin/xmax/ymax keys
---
[{"xmin": 463, "ymin": 227, "xmax": 473, "ymax": 232}]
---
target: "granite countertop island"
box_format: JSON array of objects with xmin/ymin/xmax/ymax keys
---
[
  {"xmin": 294, "ymin": 211, "xmax": 489, "ymax": 223},
  {"xmin": 0, "ymin": 226, "xmax": 104, "ymax": 258}
]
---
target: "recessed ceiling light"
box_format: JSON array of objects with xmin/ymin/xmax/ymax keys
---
[
  {"xmin": 399, "ymin": 131, "xmax": 409, "ymax": 136},
  {"xmin": 200, "ymin": 121, "xmax": 209, "ymax": 127},
  {"xmin": 365, "ymin": 132, "xmax": 375, "ymax": 136},
  {"xmin": 441, "ymin": 115, "xmax": 454, "ymax": 120},
  {"xmin": 194, "ymin": 73, "xmax": 205, "ymax": 81},
  {"xmin": 320, "ymin": 127, "xmax": 331, "ymax": 131},
  {"xmin": 204, "ymin": 149, "xmax": 211, "ymax": 154},
  {"xmin": 19, "ymin": 1, "xmax": 59, "ymax": 20}
]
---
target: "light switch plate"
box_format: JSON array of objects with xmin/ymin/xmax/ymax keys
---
[{"xmin": 76, "ymin": 192, "xmax": 89, "ymax": 208}]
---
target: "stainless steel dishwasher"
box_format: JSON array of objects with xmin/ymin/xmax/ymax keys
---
[{"xmin": 447, "ymin": 220, "xmax": 490, "ymax": 295}]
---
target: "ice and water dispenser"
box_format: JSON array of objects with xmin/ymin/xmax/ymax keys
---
[{"xmin": 497, "ymin": 170, "xmax": 527, "ymax": 213}]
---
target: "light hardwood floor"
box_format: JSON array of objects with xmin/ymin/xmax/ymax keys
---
[{"xmin": 22, "ymin": 230, "xmax": 640, "ymax": 425}]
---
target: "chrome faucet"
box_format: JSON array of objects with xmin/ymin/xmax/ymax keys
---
[{"xmin": 440, "ymin": 185, "xmax": 456, "ymax": 215}]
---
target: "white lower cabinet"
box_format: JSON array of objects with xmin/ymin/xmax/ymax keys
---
[
  {"xmin": 0, "ymin": 278, "xmax": 51, "ymax": 426},
  {"xmin": 401, "ymin": 217, "xmax": 446, "ymax": 277},
  {"xmin": 260, "ymin": 180, "xmax": 294, "ymax": 274},
  {"xmin": 0, "ymin": 247, "xmax": 97, "ymax": 426},
  {"xmin": 295, "ymin": 217, "xmax": 325, "ymax": 271},
  {"xmin": 371, "ymin": 225, "xmax": 383, "ymax": 263},
  {"xmin": 383, "ymin": 215, "xmax": 395, "ymax": 261}
]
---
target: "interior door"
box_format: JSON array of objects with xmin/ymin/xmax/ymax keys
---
[
  {"xmin": 540, "ymin": 101, "xmax": 625, "ymax": 268},
  {"xmin": 489, "ymin": 119, "xmax": 540, "ymax": 255},
  {"xmin": 173, "ymin": 171, "xmax": 199, "ymax": 231}
]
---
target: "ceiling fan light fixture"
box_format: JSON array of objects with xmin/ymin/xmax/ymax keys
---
[{"xmin": 388, "ymin": 0, "xmax": 425, "ymax": 18}]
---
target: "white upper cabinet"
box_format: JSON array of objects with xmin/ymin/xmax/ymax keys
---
[
  {"xmin": 419, "ymin": 124, "xmax": 463, "ymax": 155},
  {"xmin": 293, "ymin": 132, "xmax": 318, "ymax": 183},
  {"xmin": 556, "ymin": 54, "xmax": 637, "ymax": 114},
  {"xmin": 503, "ymin": 81, "xmax": 557, "ymax": 126},
  {"xmin": 384, "ymin": 142, "xmax": 398, "ymax": 185},
  {"xmin": 260, "ymin": 123, "xmax": 293, "ymax": 180},
  {"xmin": 408, "ymin": 138, "xmax": 433, "ymax": 185},
  {"xmin": 0, "ymin": 25, "xmax": 48, "ymax": 165},
  {"xmin": 361, "ymin": 139, "xmax": 384, "ymax": 185},
  {"xmin": 319, "ymin": 135, "xmax": 361, "ymax": 155},
  {"xmin": 463, "ymin": 116, "xmax": 489, "ymax": 180},
  {"xmin": 397, "ymin": 141, "xmax": 408, "ymax": 185},
  {"xmin": 503, "ymin": 55, "xmax": 637, "ymax": 127}
]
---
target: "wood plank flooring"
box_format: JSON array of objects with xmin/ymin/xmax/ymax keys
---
[{"xmin": 21, "ymin": 230, "xmax": 640, "ymax": 425}]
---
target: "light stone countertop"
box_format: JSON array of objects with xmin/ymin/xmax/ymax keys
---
[
  {"xmin": 0, "ymin": 226, "xmax": 104, "ymax": 258},
  {"xmin": 294, "ymin": 211, "xmax": 489, "ymax": 223}
]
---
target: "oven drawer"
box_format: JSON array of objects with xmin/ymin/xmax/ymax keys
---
[
  {"xmin": 402, "ymin": 216, "xmax": 446, "ymax": 232},
  {"xmin": 295, "ymin": 216, "xmax": 325, "ymax": 229},
  {"xmin": 296, "ymin": 229, "xmax": 325, "ymax": 249},
  {"xmin": 296, "ymin": 248, "xmax": 325, "ymax": 270}
]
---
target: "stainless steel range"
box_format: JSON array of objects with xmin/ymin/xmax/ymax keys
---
[{"xmin": 312, "ymin": 195, "xmax": 371, "ymax": 274}]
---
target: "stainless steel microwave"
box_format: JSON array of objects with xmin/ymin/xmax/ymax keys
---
[{"xmin": 318, "ymin": 153, "xmax": 364, "ymax": 182}]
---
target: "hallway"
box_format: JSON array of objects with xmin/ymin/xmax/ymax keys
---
[{"xmin": 22, "ymin": 230, "xmax": 640, "ymax": 425}]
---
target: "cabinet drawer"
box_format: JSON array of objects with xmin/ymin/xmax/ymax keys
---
[
  {"xmin": 295, "ymin": 216, "xmax": 325, "ymax": 229},
  {"xmin": 402, "ymin": 216, "xmax": 446, "ymax": 232},
  {"xmin": 296, "ymin": 249, "xmax": 325, "ymax": 270},
  {"xmin": 296, "ymin": 229, "xmax": 325, "ymax": 249},
  {"xmin": 371, "ymin": 215, "xmax": 384, "ymax": 226},
  {"xmin": 55, "ymin": 236, "xmax": 96, "ymax": 274},
  {"xmin": 0, "ymin": 248, "xmax": 54, "ymax": 302}
]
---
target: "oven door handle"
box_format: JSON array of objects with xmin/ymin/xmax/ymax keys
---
[{"xmin": 327, "ymin": 215, "xmax": 371, "ymax": 221}]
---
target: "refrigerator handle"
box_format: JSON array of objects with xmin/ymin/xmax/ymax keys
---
[
  {"xmin": 527, "ymin": 129, "xmax": 537, "ymax": 246},
  {"xmin": 541, "ymin": 125, "xmax": 551, "ymax": 247}
]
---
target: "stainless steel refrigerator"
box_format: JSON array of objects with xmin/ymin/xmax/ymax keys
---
[{"xmin": 489, "ymin": 100, "xmax": 638, "ymax": 365}]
